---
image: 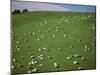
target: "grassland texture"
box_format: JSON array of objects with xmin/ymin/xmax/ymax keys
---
[{"xmin": 12, "ymin": 11, "xmax": 96, "ymax": 74}]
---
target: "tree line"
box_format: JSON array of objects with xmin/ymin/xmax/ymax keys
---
[{"xmin": 12, "ymin": 9, "xmax": 29, "ymax": 15}]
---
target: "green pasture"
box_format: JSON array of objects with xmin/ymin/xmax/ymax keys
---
[{"xmin": 12, "ymin": 11, "xmax": 96, "ymax": 74}]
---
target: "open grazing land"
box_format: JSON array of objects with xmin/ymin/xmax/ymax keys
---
[{"xmin": 12, "ymin": 11, "xmax": 96, "ymax": 74}]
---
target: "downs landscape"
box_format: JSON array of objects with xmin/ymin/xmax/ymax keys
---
[{"xmin": 12, "ymin": 11, "xmax": 96, "ymax": 74}]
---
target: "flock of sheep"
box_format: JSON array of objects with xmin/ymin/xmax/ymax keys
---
[{"xmin": 12, "ymin": 14, "xmax": 95, "ymax": 73}]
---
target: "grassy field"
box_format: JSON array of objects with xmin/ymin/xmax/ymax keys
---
[{"xmin": 12, "ymin": 11, "xmax": 96, "ymax": 74}]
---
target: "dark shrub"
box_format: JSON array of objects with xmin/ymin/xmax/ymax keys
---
[
  {"xmin": 12, "ymin": 9, "xmax": 21, "ymax": 15},
  {"xmin": 22, "ymin": 9, "xmax": 28, "ymax": 13}
]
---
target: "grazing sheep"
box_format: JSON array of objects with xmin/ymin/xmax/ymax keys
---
[
  {"xmin": 54, "ymin": 63, "xmax": 59, "ymax": 68},
  {"xmin": 73, "ymin": 61, "xmax": 78, "ymax": 65},
  {"xmin": 31, "ymin": 68, "xmax": 37, "ymax": 72},
  {"xmin": 16, "ymin": 41, "xmax": 20, "ymax": 44},
  {"xmin": 27, "ymin": 71, "xmax": 31, "ymax": 73},
  {"xmin": 38, "ymin": 48, "xmax": 42, "ymax": 51},
  {"xmin": 39, "ymin": 64, "xmax": 43, "ymax": 67},
  {"xmin": 11, "ymin": 65, "xmax": 14, "ymax": 69},
  {"xmin": 81, "ymin": 57, "xmax": 85, "ymax": 61},
  {"xmin": 12, "ymin": 59, "xmax": 16, "ymax": 62},
  {"xmin": 64, "ymin": 34, "xmax": 67, "ymax": 37},
  {"xmin": 67, "ymin": 57, "xmax": 71, "ymax": 60}
]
